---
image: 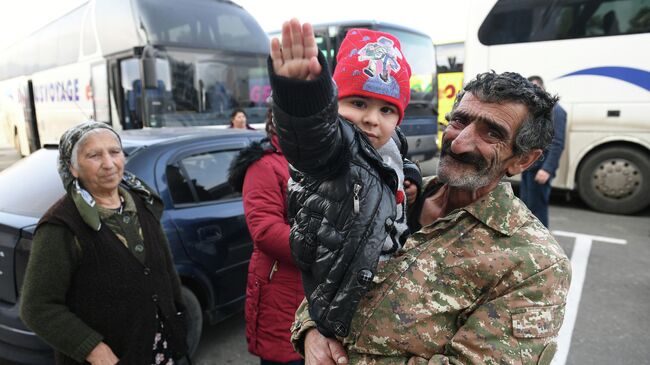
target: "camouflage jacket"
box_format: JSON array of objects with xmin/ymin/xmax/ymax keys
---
[{"xmin": 291, "ymin": 181, "xmax": 571, "ymax": 365}]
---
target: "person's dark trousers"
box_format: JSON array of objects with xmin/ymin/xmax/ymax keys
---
[
  {"xmin": 260, "ymin": 359, "xmax": 304, "ymax": 365},
  {"xmin": 520, "ymin": 169, "xmax": 552, "ymax": 228}
]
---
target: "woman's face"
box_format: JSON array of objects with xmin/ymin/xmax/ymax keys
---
[
  {"xmin": 71, "ymin": 130, "xmax": 125, "ymax": 197},
  {"xmin": 231, "ymin": 112, "xmax": 247, "ymax": 129}
]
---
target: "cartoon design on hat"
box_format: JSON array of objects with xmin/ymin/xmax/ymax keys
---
[{"xmin": 358, "ymin": 36, "xmax": 403, "ymax": 84}]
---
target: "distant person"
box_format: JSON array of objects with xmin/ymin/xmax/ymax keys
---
[
  {"xmin": 520, "ymin": 75, "xmax": 566, "ymax": 227},
  {"xmin": 20, "ymin": 121, "xmax": 188, "ymax": 365},
  {"xmin": 229, "ymin": 108, "xmax": 256, "ymax": 130},
  {"xmin": 268, "ymin": 19, "xmax": 422, "ymax": 339},
  {"xmin": 228, "ymin": 107, "xmax": 304, "ymax": 365}
]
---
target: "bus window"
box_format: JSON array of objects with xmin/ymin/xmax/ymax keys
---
[
  {"xmin": 136, "ymin": 0, "xmax": 268, "ymax": 53},
  {"xmin": 82, "ymin": 6, "xmax": 98, "ymax": 56},
  {"xmin": 479, "ymin": 0, "xmax": 650, "ymax": 45},
  {"xmin": 123, "ymin": 51, "xmax": 270, "ymax": 129},
  {"xmin": 121, "ymin": 59, "xmax": 142, "ymax": 129},
  {"xmin": 120, "ymin": 57, "xmax": 175, "ymax": 129}
]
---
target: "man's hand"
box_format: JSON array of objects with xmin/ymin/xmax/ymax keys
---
[
  {"xmin": 535, "ymin": 169, "xmax": 551, "ymax": 184},
  {"xmin": 404, "ymin": 179, "xmax": 418, "ymax": 205},
  {"xmin": 304, "ymin": 328, "xmax": 348, "ymax": 365},
  {"xmin": 270, "ymin": 18, "xmax": 322, "ymax": 80},
  {"xmin": 86, "ymin": 342, "xmax": 119, "ymax": 365}
]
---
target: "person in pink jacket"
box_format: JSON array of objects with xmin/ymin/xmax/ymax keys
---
[{"xmin": 228, "ymin": 108, "xmax": 304, "ymax": 365}]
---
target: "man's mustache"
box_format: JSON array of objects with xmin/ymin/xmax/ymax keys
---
[{"xmin": 440, "ymin": 140, "xmax": 487, "ymax": 171}]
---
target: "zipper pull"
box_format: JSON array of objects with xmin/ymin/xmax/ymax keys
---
[
  {"xmin": 353, "ymin": 183, "xmax": 361, "ymax": 214},
  {"xmin": 269, "ymin": 260, "xmax": 278, "ymax": 281}
]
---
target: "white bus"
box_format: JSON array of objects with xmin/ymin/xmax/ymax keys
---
[
  {"xmin": 464, "ymin": 0, "xmax": 650, "ymax": 214},
  {"xmin": 0, "ymin": 0, "xmax": 271, "ymax": 156}
]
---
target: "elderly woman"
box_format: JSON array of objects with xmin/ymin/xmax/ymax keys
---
[{"xmin": 20, "ymin": 122, "xmax": 187, "ymax": 365}]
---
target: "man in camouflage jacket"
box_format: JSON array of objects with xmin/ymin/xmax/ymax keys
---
[{"xmin": 290, "ymin": 70, "xmax": 572, "ymax": 365}]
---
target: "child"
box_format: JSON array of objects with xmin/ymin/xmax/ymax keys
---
[{"xmin": 269, "ymin": 19, "xmax": 421, "ymax": 338}]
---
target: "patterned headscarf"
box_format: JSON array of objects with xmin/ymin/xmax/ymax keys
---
[
  {"xmin": 58, "ymin": 121, "xmax": 122, "ymax": 190},
  {"xmin": 57, "ymin": 121, "xmax": 155, "ymax": 231}
]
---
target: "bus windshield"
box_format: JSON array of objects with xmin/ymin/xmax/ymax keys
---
[
  {"xmin": 120, "ymin": 50, "xmax": 270, "ymax": 128},
  {"xmin": 136, "ymin": 0, "xmax": 269, "ymax": 53}
]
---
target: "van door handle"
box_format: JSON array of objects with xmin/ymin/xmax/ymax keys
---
[{"xmin": 607, "ymin": 110, "xmax": 620, "ymax": 117}]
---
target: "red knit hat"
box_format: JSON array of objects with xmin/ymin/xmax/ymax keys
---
[{"xmin": 333, "ymin": 28, "xmax": 412, "ymax": 124}]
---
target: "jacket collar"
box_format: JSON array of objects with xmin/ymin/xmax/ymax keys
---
[{"xmin": 461, "ymin": 182, "xmax": 529, "ymax": 236}]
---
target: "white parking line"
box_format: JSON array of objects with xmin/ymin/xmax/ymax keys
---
[{"xmin": 550, "ymin": 231, "xmax": 627, "ymax": 365}]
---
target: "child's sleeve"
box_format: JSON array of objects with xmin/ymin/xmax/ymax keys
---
[
  {"xmin": 404, "ymin": 158, "xmax": 423, "ymax": 233},
  {"xmin": 403, "ymin": 158, "xmax": 423, "ymax": 195},
  {"xmin": 267, "ymin": 53, "xmax": 347, "ymax": 177}
]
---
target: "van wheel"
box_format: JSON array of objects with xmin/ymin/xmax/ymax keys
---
[
  {"xmin": 181, "ymin": 286, "xmax": 203, "ymax": 357},
  {"xmin": 577, "ymin": 146, "xmax": 650, "ymax": 214}
]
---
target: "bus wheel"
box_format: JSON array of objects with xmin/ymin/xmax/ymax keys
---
[
  {"xmin": 577, "ymin": 146, "xmax": 650, "ymax": 214},
  {"xmin": 181, "ymin": 286, "xmax": 203, "ymax": 358}
]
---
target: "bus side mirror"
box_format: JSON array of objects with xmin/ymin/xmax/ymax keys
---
[{"xmin": 141, "ymin": 45, "xmax": 158, "ymax": 90}]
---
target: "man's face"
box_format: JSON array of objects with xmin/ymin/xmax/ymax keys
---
[
  {"xmin": 438, "ymin": 92, "xmax": 529, "ymax": 190},
  {"xmin": 339, "ymin": 96, "xmax": 399, "ymax": 149}
]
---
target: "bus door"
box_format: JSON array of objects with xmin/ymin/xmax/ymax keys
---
[
  {"xmin": 114, "ymin": 52, "xmax": 174, "ymax": 130},
  {"xmin": 22, "ymin": 81, "xmax": 40, "ymax": 153}
]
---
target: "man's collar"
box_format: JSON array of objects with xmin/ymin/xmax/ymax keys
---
[{"xmin": 461, "ymin": 182, "xmax": 529, "ymax": 236}]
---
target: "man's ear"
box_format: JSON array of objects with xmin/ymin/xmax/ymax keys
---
[{"xmin": 506, "ymin": 149, "xmax": 543, "ymax": 177}]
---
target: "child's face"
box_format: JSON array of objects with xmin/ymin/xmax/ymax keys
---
[{"xmin": 339, "ymin": 96, "xmax": 399, "ymax": 149}]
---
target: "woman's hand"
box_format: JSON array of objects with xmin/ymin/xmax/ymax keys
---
[
  {"xmin": 270, "ymin": 18, "xmax": 322, "ymax": 81},
  {"xmin": 304, "ymin": 328, "xmax": 348, "ymax": 365},
  {"xmin": 86, "ymin": 342, "xmax": 119, "ymax": 365}
]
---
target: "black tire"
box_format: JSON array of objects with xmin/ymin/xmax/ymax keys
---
[
  {"xmin": 181, "ymin": 286, "xmax": 203, "ymax": 357},
  {"xmin": 577, "ymin": 146, "xmax": 650, "ymax": 214}
]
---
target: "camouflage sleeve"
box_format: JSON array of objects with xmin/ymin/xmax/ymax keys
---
[
  {"xmin": 290, "ymin": 298, "xmax": 317, "ymax": 356},
  {"xmin": 426, "ymin": 257, "xmax": 571, "ymax": 365}
]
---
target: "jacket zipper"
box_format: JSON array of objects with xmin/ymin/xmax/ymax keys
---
[
  {"xmin": 268, "ymin": 260, "xmax": 278, "ymax": 281},
  {"xmin": 353, "ymin": 183, "xmax": 362, "ymax": 215}
]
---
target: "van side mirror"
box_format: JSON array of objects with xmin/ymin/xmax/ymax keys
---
[{"xmin": 141, "ymin": 45, "xmax": 158, "ymax": 90}]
